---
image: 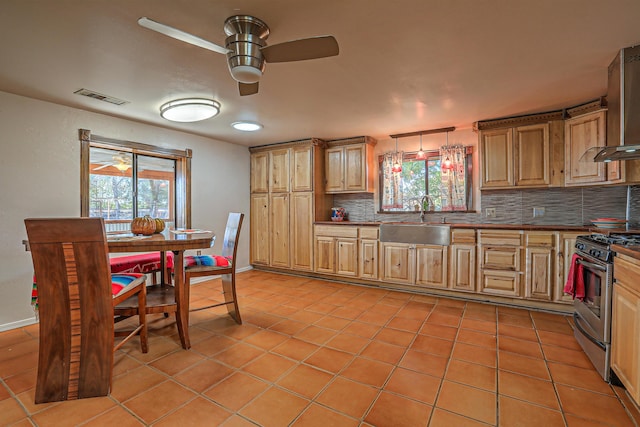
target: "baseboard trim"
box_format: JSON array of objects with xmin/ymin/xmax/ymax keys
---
[{"xmin": 0, "ymin": 316, "xmax": 38, "ymax": 332}]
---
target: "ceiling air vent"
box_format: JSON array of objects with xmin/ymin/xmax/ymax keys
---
[{"xmin": 73, "ymin": 88, "xmax": 129, "ymax": 105}]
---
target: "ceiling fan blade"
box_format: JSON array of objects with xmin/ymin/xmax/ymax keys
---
[
  {"xmin": 138, "ymin": 17, "xmax": 231, "ymax": 55},
  {"xmin": 93, "ymin": 163, "xmax": 113, "ymax": 171},
  {"xmin": 239, "ymin": 82, "xmax": 259, "ymax": 96},
  {"xmin": 262, "ymin": 35, "xmax": 339, "ymax": 63}
]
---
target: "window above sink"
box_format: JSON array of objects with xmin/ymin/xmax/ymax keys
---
[{"xmin": 378, "ymin": 147, "xmax": 473, "ymax": 213}]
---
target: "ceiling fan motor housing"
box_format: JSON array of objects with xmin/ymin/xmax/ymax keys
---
[{"xmin": 224, "ymin": 15, "xmax": 270, "ymax": 84}]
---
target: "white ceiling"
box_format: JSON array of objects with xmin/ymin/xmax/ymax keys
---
[{"xmin": 1, "ymin": 0, "xmax": 639, "ymax": 147}]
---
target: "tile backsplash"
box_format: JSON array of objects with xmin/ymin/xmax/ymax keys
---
[{"xmin": 333, "ymin": 185, "xmax": 639, "ymax": 227}]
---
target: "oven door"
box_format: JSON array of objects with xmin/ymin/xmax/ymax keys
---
[{"xmin": 573, "ymin": 256, "xmax": 612, "ymax": 343}]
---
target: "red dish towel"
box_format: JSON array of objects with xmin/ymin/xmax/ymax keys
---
[{"xmin": 564, "ymin": 253, "xmax": 585, "ymax": 300}]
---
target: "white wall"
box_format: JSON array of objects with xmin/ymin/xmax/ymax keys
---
[{"xmin": 0, "ymin": 91, "xmax": 250, "ymax": 330}]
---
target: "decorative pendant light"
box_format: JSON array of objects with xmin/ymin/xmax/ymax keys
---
[
  {"xmin": 441, "ymin": 132, "xmax": 454, "ymax": 171},
  {"xmin": 391, "ymin": 138, "xmax": 403, "ymax": 173},
  {"xmin": 416, "ymin": 133, "xmax": 426, "ymax": 160}
]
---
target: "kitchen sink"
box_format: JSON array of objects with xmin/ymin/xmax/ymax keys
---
[{"xmin": 379, "ymin": 223, "xmax": 451, "ymax": 245}]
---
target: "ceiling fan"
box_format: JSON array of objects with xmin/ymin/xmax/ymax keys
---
[
  {"xmin": 94, "ymin": 153, "xmax": 132, "ymax": 172},
  {"xmin": 138, "ymin": 15, "xmax": 339, "ymax": 96}
]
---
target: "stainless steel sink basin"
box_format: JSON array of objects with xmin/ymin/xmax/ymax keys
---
[{"xmin": 379, "ymin": 223, "xmax": 451, "ymax": 245}]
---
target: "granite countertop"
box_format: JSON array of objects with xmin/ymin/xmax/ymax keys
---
[
  {"xmin": 314, "ymin": 221, "xmax": 592, "ymax": 231},
  {"xmin": 613, "ymin": 244, "xmax": 640, "ymax": 260}
]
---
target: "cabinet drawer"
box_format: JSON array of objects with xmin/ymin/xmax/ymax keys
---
[
  {"xmin": 315, "ymin": 225, "xmax": 358, "ymax": 238},
  {"xmin": 616, "ymin": 254, "xmax": 640, "ymax": 295},
  {"xmin": 451, "ymin": 228, "xmax": 476, "ymax": 245},
  {"xmin": 359, "ymin": 227, "xmax": 379, "ymax": 239},
  {"xmin": 478, "ymin": 230, "xmax": 522, "ymax": 246},
  {"xmin": 480, "ymin": 246, "xmax": 520, "ymax": 271},
  {"xmin": 525, "ymin": 232, "xmax": 555, "ymax": 247},
  {"xmin": 451, "ymin": 228, "xmax": 476, "ymax": 244},
  {"xmin": 479, "ymin": 269, "xmax": 521, "ymax": 297}
]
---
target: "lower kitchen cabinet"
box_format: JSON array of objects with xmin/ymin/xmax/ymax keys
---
[
  {"xmin": 380, "ymin": 242, "xmax": 448, "ymax": 289},
  {"xmin": 449, "ymin": 229, "xmax": 476, "ymax": 292},
  {"xmin": 314, "ymin": 236, "xmax": 335, "ymax": 274},
  {"xmin": 314, "ymin": 225, "xmax": 358, "ymax": 276},
  {"xmin": 336, "ymin": 238, "xmax": 358, "ymax": 276},
  {"xmin": 478, "ymin": 230, "xmax": 522, "ymax": 298},
  {"xmin": 270, "ymin": 193, "xmax": 290, "ymax": 268},
  {"xmin": 290, "ymin": 192, "xmax": 314, "ymax": 271},
  {"xmin": 449, "ymin": 244, "xmax": 476, "ymax": 292},
  {"xmin": 381, "ymin": 242, "xmax": 413, "ymax": 284},
  {"xmin": 611, "ymin": 252, "xmax": 640, "ymax": 405},
  {"xmin": 250, "ymin": 193, "xmax": 269, "ymax": 265},
  {"xmin": 523, "ymin": 232, "xmax": 555, "ymax": 301},
  {"xmin": 359, "ymin": 238, "xmax": 378, "ymax": 279},
  {"xmin": 416, "ymin": 245, "xmax": 448, "ymax": 288}
]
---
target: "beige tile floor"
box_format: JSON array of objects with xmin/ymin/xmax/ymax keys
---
[{"xmin": 1, "ymin": 270, "xmax": 638, "ymax": 426}]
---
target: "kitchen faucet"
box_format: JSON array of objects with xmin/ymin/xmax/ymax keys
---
[{"xmin": 419, "ymin": 195, "xmax": 434, "ymax": 223}]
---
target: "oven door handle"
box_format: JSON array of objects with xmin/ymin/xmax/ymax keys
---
[
  {"xmin": 573, "ymin": 312, "xmax": 606, "ymax": 350},
  {"xmin": 576, "ymin": 258, "xmax": 607, "ymax": 272}
]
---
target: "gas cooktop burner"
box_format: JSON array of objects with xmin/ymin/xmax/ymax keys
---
[
  {"xmin": 576, "ymin": 233, "xmax": 640, "ymax": 263},
  {"xmin": 590, "ymin": 233, "xmax": 640, "ymax": 246}
]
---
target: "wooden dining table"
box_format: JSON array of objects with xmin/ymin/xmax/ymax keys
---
[{"xmin": 108, "ymin": 230, "xmax": 216, "ymax": 349}]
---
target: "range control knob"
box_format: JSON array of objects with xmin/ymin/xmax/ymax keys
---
[
  {"xmin": 589, "ymin": 249, "xmax": 601, "ymax": 258},
  {"xmin": 576, "ymin": 243, "xmax": 585, "ymax": 251}
]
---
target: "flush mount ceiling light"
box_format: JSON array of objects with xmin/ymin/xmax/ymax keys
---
[
  {"xmin": 160, "ymin": 98, "xmax": 221, "ymax": 122},
  {"xmin": 231, "ymin": 121, "xmax": 263, "ymax": 131}
]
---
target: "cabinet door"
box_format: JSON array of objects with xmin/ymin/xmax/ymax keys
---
[
  {"xmin": 269, "ymin": 193, "xmax": 290, "ymax": 268},
  {"xmin": 481, "ymin": 128, "xmax": 513, "ymax": 188},
  {"xmin": 415, "ymin": 245, "xmax": 448, "ymax": 288},
  {"xmin": 344, "ymin": 144, "xmax": 366, "ymax": 191},
  {"xmin": 515, "ymin": 124, "xmax": 549, "ymax": 186},
  {"xmin": 565, "ymin": 111, "xmax": 606, "ymax": 185},
  {"xmin": 291, "ymin": 145, "xmax": 313, "ymax": 192},
  {"xmin": 359, "ymin": 239, "xmax": 378, "ymax": 279},
  {"xmin": 270, "ymin": 149, "xmax": 290, "ymax": 193},
  {"xmin": 611, "ymin": 284, "xmax": 640, "ymax": 403},
  {"xmin": 381, "ymin": 243, "xmax": 414, "ymax": 284},
  {"xmin": 449, "ymin": 244, "xmax": 476, "ymax": 292},
  {"xmin": 250, "ymin": 194, "xmax": 270, "ymax": 265},
  {"xmin": 336, "ymin": 238, "xmax": 358, "ymax": 276},
  {"xmin": 314, "ymin": 236, "xmax": 335, "ymax": 274},
  {"xmin": 325, "ymin": 147, "xmax": 344, "ymax": 192},
  {"xmin": 524, "ymin": 247, "xmax": 553, "ymax": 300},
  {"xmin": 554, "ymin": 232, "xmax": 581, "ymax": 304},
  {"xmin": 250, "ymin": 152, "xmax": 269, "ymax": 193},
  {"xmin": 291, "ymin": 192, "xmax": 313, "ymax": 271}
]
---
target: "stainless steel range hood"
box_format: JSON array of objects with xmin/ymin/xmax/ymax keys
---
[{"xmin": 594, "ymin": 44, "xmax": 640, "ymax": 162}]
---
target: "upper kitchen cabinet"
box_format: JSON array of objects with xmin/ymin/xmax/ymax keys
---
[
  {"xmin": 269, "ymin": 148, "xmax": 290, "ymax": 193},
  {"xmin": 477, "ymin": 111, "xmax": 564, "ymax": 190},
  {"xmin": 324, "ymin": 136, "xmax": 377, "ymax": 193},
  {"xmin": 249, "ymin": 148, "xmax": 290, "ymax": 193},
  {"xmin": 250, "ymin": 151, "xmax": 270, "ymax": 193},
  {"xmin": 564, "ymin": 105, "xmax": 607, "ymax": 186}
]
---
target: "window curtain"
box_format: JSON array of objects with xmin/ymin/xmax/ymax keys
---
[
  {"xmin": 381, "ymin": 152, "xmax": 403, "ymax": 210},
  {"xmin": 440, "ymin": 145, "xmax": 467, "ymax": 211}
]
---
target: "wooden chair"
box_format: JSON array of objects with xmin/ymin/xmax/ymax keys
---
[
  {"xmin": 24, "ymin": 217, "xmax": 148, "ymax": 404},
  {"xmin": 185, "ymin": 212, "xmax": 244, "ymax": 323}
]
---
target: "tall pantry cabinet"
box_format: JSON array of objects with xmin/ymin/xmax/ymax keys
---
[{"xmin": 249, "ymin": 139, "xmax": 330, "ymax": 271}]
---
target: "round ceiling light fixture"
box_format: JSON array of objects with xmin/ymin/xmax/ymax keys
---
[
  {"xmin": 160, "ymin": 98, "xmax": 221, "ymax": 122},
  {"xmin": 231, "ymin": 121, "xmax": 263, "ymax": 131}
]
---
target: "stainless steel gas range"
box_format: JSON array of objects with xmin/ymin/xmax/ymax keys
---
[{"xmin": 572, "ymin": 233, "xmax": 640, "ymax": 382}]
